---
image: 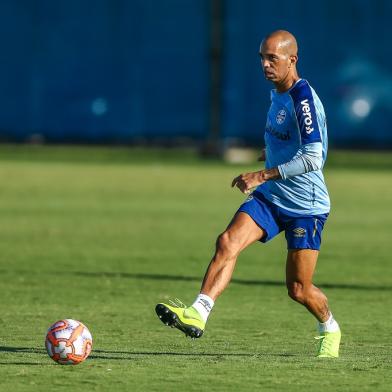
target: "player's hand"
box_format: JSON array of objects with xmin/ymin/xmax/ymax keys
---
[
  {"xmin": 257, "ymin": 148, "xmax": 266, "ymax": 162},
  {"xmin": 231, "ymin": 171, "xmax": 266, "ymax": 194}
]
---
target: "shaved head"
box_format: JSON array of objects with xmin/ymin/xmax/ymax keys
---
[
  {"xmin": 263, "ymin": 30, "xmax": 298, "ymax": 57},
  {"xmin": 259, "ymin": 30, "xmax": 299, "ymax": 91}
]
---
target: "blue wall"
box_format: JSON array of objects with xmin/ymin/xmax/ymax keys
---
[
  {"xmin": 0, "ymin": 0, "xmax": 210, "ymax": 143},
  {"xmin": 0, "ymin": 0, "xmax": 391, "ymax": 147},
  {"xmin": 222, "ymin": 0, "xmax": 392, "ymax": 147}
]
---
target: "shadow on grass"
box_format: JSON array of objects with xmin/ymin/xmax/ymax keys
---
[
  {"xmin": 89, "ymin": 350, "xmax": 296, "ymax": 360},
  {"xmin": 0, "ymin": 362, "xmax": 46, "ymax": 366},
  {"xmin": 73, "ymin": 271, "xmax": 392, "ymax": 292},
  {"xmin": 3, "ymin": 269, "xmax": 390, "ymax": 291},
  {"xmin": 0, "ymin": 346, "xmax": 48, "ymax": 366},
  {"xmin": 0, "ymin": 346, "xmax": 45, "ymax": 354},
  {"xmin": 90, "ymin": 349, "xmax": 296, "ymax": 359},
  {"xmin": 0, "ymin": 346, "xmax": 296, "ymax": 364}
]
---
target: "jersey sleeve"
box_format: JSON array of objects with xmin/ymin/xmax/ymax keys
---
[
  {"xmin": 289, "ymin": 80, "xmax": 322, "ymax": 144},
  {"xmin": 277, "ymin": 142, "xmax": 323, "ymax": 180}
]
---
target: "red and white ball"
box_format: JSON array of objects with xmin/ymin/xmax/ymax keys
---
[{"xmin": 45, "ymin": 319, "xmax": 93, "ymax": 365}]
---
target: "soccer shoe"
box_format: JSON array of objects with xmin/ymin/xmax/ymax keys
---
[
  {"xmin": 315, "ymin": 330, "xmax": 341, "ymax": 358},
  {"xmin": 155, "ymin": 299, "xmax": 205, "ymax": 339}
]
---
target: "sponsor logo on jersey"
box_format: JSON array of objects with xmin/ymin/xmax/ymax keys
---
[
  {"xmin": 266, "ymin": 125, "xmax": 290, "ymax": 141},
  {"xmin": 276, "ymin": 109, "xmax": 286, "ymax": 125},
  {"xmin": 300, "ymin": 99, "xmax": 314, "ymax": 134},
  {"xmin": 293, "ymin": 227, "xmax": 306, "ymax": 238}
]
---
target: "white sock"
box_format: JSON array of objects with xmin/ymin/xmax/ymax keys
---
[
  {"xmin": 191, "ymin": 294, "xmax": 215, "ymax": 323},
  {"xmin": 318, "ymin": 313, "xmax": 340, "ymax": 333}
]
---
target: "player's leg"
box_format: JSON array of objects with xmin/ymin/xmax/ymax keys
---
[
  {"xmin": 200, "ymin": 212, "xmax": 265, "ymax": 300},
  {"xmin": 285, "ymin": 249, "xmax": 341, "ymax": 357},
  {"xmin": 286, "ymin": 249, "xmax": 329, "ymax": 320},
  {"xmin": 156, "ymin": 212, "xmax": 265, "ymax": 338}
]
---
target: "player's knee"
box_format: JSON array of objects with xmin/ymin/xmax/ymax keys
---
[
  {"xmin": 287, "ymin": 281, "xmax": 305, "ymax": 304},
  {"xmin": 216, "ymin": 231, "xmax": 240, "ymax": 258}
]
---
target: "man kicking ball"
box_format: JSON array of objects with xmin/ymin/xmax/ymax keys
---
[{"xmin": 155, "ymin": 30, "xmax": 341, "ymax": 358}]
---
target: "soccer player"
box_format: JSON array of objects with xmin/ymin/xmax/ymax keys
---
[{"xmin": 155, "ymin": 30, "xmax": 341, "ymax": 358}]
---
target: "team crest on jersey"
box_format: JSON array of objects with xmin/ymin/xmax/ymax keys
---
[
  {"xmin": 293, "ymin": 227, "xmax": 306, "ymax": 238},
  {"xmin": 276, "ymin": 109, "xmax": 286, "ymax": 125}
]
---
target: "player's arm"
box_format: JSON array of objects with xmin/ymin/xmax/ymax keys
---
[
  {"xmin": 277, "ymin": 142, "xmax": 323, "ymax": 180},
  {"xmin": 278, "ymin": 81, "xmax": 324, "ymax": 180},
  {"xmin": 232, "ymin": 143, "xmax": 322, "ymax": 193},
  {"xmin": 257, "ymin": 148, "xmax": 266, "ymax": 162},
  {"xmin": 232, "ymin": 82, "xmax": 324, "ymax": 193},
  {"xmin": 231, "ymin": 167, "xmax": 280, "ymax": 194}
]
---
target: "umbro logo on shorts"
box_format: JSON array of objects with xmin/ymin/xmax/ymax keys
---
[{"xmin": 293, "ymin": 227, "xmax": 306, "ymax": 237}]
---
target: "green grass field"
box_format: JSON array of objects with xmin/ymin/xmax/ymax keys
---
[{"xmin": 0, "ymin": 145, "xmax": 391, "ymax": 391}]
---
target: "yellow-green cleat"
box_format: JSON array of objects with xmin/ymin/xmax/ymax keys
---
[
  {"xmin": 155, "ymin": 299, "xmax": 205, "ymax": 339},
  {"xmin": 315, "ymin": 330, "xmax": 341, "ymax": 358}
]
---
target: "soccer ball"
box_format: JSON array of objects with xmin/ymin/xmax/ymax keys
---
[{"xmin": 45, "ymin": 319, "xmax": 93, "ymax": 365}]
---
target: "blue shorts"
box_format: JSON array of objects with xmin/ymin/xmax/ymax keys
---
[{"xmin": 237, "ymin": 191, "xmax": 328, "ymax": 250}]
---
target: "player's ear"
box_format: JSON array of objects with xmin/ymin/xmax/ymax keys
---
[{"xmin": 290, "ymin": 55, "xmax": 298, "ymax": 66}]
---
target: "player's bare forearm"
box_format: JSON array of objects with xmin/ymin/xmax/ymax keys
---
[
  {"xmin": 231, "ymin": 167, "xmax": 281, "ymax": 194},
  {"xmin": 262, "ymin": 167, "xmax": 280, "ymax": 180}
]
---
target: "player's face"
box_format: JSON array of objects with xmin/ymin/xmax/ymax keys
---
[{"xmin": 259, "ymin": 39, "xmax": 292, "ymax": 83}]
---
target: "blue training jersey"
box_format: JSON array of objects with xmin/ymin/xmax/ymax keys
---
[{"xmin": 257, "ymin": 79, "xmax": 330, "ymax": 215}]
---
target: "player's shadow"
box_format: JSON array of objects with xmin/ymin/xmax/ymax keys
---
[
  {"xmin": 73, "ymin": 271, "xmax": 392, "ymax": 291},
  {"xmin": 0, "ymin": 346, "xmax": 48, "ymax": 366},
  {"xmin": 0, "ymin": 345, "xmax": 296, "ymax": 363},
  {"xmin": 89, "ymin": 349, "xmax": 296, "ymax": 360},
  {"xmin": 0, "ymin": 346, "xmax": 45, "ymax": 354},
  {"xmin": 0, "ymin": 346, "xmax": 295, "ymax": 366}
]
